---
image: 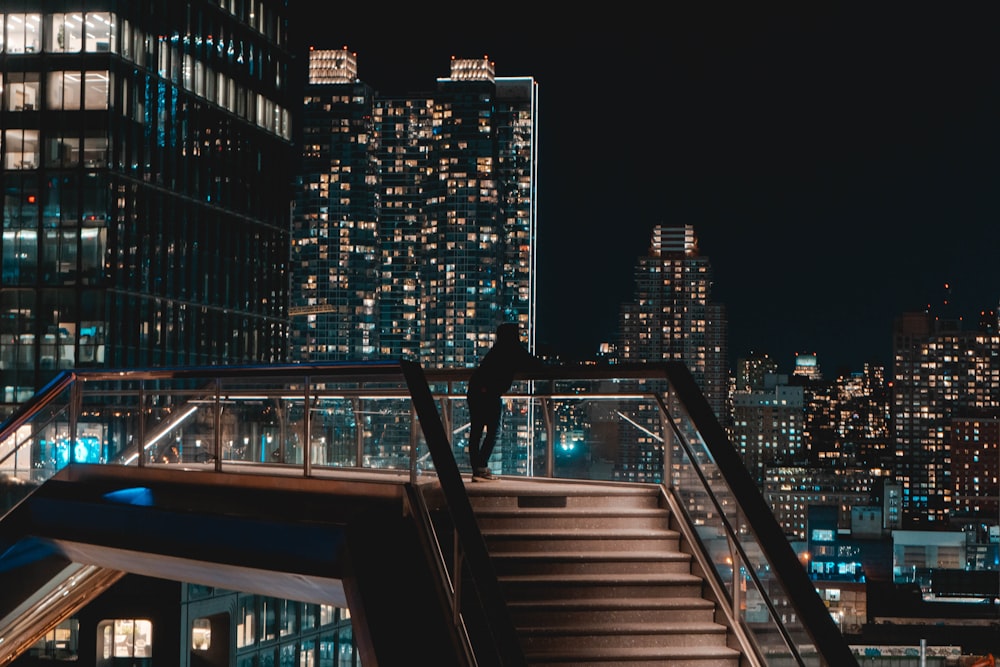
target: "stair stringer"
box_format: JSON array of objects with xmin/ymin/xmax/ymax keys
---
[{"xmin": 659, "ymin": 485, "xmax": 767, "ymax": 667}]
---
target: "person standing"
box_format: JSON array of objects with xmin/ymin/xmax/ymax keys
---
[{"xmin": 466, "ymin": 322, "xmax": 543, "ymax": 481}]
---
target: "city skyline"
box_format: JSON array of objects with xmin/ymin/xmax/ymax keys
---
[{"xmin": 294, "ymin": 6, "xmax": 1000, "ymax": 375}]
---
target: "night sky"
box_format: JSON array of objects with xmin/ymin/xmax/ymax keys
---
[{"xmin": 294, "ymin": 6, "xmax": 1000, "ymax": 376}]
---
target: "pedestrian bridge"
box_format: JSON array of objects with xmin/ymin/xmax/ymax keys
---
[{"xmin": 0, "ymin": 361, "xmax": 858, "ymax": 666}]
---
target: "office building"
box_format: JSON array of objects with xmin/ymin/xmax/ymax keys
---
[
  {"xmin": 0, "ymin": 0, "xmax": 295, "ymax": 416},
  {"xmin": 291, "ymin": 49, "xmax": 539, "ymax": 369},
  {"xmin": 0, "ymin": 3, "xmax": 350, "ymax": 665}
]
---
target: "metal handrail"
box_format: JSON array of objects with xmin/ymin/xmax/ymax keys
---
[{"xmin": 0, "ymin": 360, "xmax": 858, "ymax": 666}]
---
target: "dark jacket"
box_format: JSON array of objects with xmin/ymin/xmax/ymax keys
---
[{"xmin": 468, "ymin": 324, "xmax": 543, "ymax": 398}]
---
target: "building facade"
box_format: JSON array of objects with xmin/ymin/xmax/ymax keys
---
[
  {"xmin": 290, "ymin": 49, "xmax": 539, "ymax": 369},
  {"xmin": 618, "ymin": 224, "xmax": 728, "ymax": 419},
  {"xmin": 948, "ymin": 416, "xmax": 1000, "ymax": 521},
  {"xmin": 891, "ymin": 310, "xmax": 1000, "ymax": 527},
  {"xmin": 0, "ymin": 0, "xmax": 295, "ymax": 415},
  {"xmin": 0, "ymin": 4, "xmax": 352, "ymax": 665},
  {"xmin": 731, "ymin": 373, "xmax": 805, "ymax": 486}
]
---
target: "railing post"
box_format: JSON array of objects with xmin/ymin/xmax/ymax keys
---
[
  {"xmin": 69, "ymin": 376, "xmax": 80, "ymax": 466},
  {"xmin": 303, "ymin": 376, "xmax": 312, "ymax": 477},
  {"xmin": 660, "ymin": 389, "xmax": 672, "ymax": 486},
  {"xmin": 409, "ymin": 403, "xmax": 418, "ymax": 484},
  {"xmin": 352, "ymin": 397, "xmax": 363, "ymax": 467},
  {"xmin": 137, "ymin": 382, "xmax": 145, "ymax": 467},
  {"xmin": 214, "ymin": 378, "xmax": 223, "ymax": 472},
  {"xmin": 727, "ymin": 532, "xmax": 744, "ymax": 623},
  {"xmin": 541, "ymin": 396, "xmax": 554, "ymax": 478}
]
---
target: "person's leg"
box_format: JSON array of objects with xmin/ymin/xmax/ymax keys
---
[
  {"xmin": 476, "ymin": 398, "xmax": 502, "ymax": 470},
  {"xmin": 468, "ymin": 416, "xmax": 485, "ymax": 470},
  {"xmin": 468, "ymin": 392, "xmax": 488, "ymax": 471}
]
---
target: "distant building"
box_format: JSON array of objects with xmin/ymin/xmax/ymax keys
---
[
  {"xmin": 731, "ymin": 373, "xmax": 805, "ymax": 486},
  {"xmin": 618, "ymin": 224, "xmax": 728, "ymax": 420},
  {"xmin": 892, "ymin": 530, "xmax": 966, "ymax": 573},
  {"xmin": 764, "ymin": 465, "xmax": 877, "ymax": 539},
  {"xmin": 793, "ymin": 352, "xmax": 822, "ymax": 381},
  {"xmin": 291, "ymin": 49, "xmax": 539, "ymax": 369},
  {"xmin": 948, "ymin": 416, "xmax": 1000, "ymax": 521},
  {"xmin": 615, "ymin": 224, "xmax": 727, "ymax": 483},
  {"xmin": 735, "ymin": 351, "xmax": 778, "ymax": 391},
  {"xmin": 891, "ymin": 310, "xmax": 1000, "ymax": 527},
  {"xmin": 801, "ymin": 363, "xmax": 890, "ymax": 469},
  {"xmin": 803, "ymin": 505, "xmax": 891, "ymax": 633}
]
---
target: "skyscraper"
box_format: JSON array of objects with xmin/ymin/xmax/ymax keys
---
[
  {"xmin": 619, "ymin": 224, "xmax": 728, "ymax": 420},
  {"xmin": 291, "ymin": 49, "xmax": 539, "ymax": 369},
  {"xmin": 0, "ymin": 1, "xmax": 295, "ymax": 414}
]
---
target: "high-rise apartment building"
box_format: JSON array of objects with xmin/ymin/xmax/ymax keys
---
[
  {"xmin": 0, "ymin": 1, "xmax": 294, "ymax": 415},
  {"xmin": 291, "ymin": 49, "xmax": 538, "ymax": 369},
  {"xmin": 891, "ymin": 310, "xmax": 1000, "ymax": 527},
  {"xmin": 612, "ymin": 224, "xmax": 727, "ymax": 484},
  {"xmin": 619, "ymin": 224, "xmax": 728, "ymax": 420}
]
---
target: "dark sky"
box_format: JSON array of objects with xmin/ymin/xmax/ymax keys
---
[{"xmin": 294, "ymin": 6, "xmax": 1000, "ymax": 376}]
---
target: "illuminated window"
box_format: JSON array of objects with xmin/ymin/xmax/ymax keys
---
[
  {"xmin": 236, "ymin": 598, "xmax": 255, "ymax": 648},
  {"xmin": 192, "ymin": 618, "xmax": 211, "ymax": 651},
  {"xmin": 5, "ymin": 13, "xmax": 41, "ymax": 53},
  {"xmin": 97, "ymin": 619, "xmax": 152, "ymax": 664}
]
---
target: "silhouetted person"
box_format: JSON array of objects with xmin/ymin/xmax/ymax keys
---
[{"xmin": 467, "ymin": 322, "xmax": 543, "ymax": 481}]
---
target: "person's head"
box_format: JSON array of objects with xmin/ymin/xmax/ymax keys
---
[{"xmin": 495, "ymin": 322, "xmax": 520, "ymax": 345}]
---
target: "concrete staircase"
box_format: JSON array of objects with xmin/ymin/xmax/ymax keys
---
[{"xmin": 467, "ymin": 479, "xmax": 744, "ymax": 667}]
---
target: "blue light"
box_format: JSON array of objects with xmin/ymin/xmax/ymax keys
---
[{"xmin": 103, "ymin": 487, "xmax": 154, "ymax": 506}]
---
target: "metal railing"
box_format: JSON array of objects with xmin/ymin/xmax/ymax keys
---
[{"xmin": 0, "ymin": 360, "xmax": 858, "ymax": 667}]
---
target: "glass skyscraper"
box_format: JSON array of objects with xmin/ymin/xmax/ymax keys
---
[
  {"xmin": 0, "ymin": 0, "xmax": 295, "ymax": 415},
  {"xmin": 291, "ymin": 49, "xmax": 539, "ymax": 369}
]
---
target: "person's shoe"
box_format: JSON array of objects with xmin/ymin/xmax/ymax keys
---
[{"xmin": 472, "ymin": 469, "xmax": 499, "ymax": 482}]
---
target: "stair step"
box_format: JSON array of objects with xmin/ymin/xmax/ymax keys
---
[
  {"xmin": 519, "ymin": 620, "xmax": 729, "ymax": 650},
  {"xmin": 482, "ymin": 527, "xmax": 681, "ymax": 553},
  {"xmin": 507, "ymin": 596, "xmax": 719, "ymax": 626},
  {"xmin": 523, "ymin": 644, "xmax": 741, "ymax": 667},
  {"xmin": 475, "ymin": 507, "xmax": 671, "ymax": 530},
  {"xmin": 466, "ymin": 483, "xmax": 664, "ymax": 511},
  {"xmin": 499, "ymin": 572, "xmax": 704, "ymax": 601},
  {"xmin": 491, "ymin": 550, "xmax": 692, "ymax": 575}
]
